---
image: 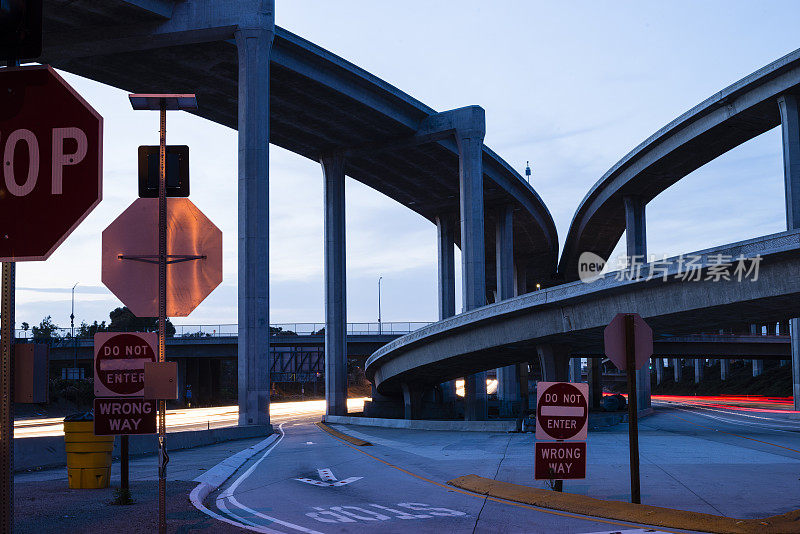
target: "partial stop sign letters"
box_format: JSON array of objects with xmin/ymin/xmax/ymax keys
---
[{"xmin": 0, "ymin": 65, "xmax": 102, "ymax": 261}]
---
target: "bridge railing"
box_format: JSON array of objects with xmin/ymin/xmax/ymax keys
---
[{"xmin": 13, "ymin": 321, "xmax": 432, "ymax": 341}]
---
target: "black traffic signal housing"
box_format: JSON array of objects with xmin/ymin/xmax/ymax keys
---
[
  {"xmin": 0, "ymin": 0, "xmax": 42, "ymax": 60},
  {"xmin": 137, "ymin": 145, "xmax": 190, "ymax": 198}
]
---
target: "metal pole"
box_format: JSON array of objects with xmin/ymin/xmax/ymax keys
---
[
  {"xmin": 1, "ymin": 262, "xmax": 15, "ymax": 534},
  {"xmin": 625, "ymin": 314, "xmax": 641, "ymax": 504},
  {"xmin": 378, "ymin": 276, "xmax": 382, "ymax": 335},
  {"xmin": 121, "ymin": 435, "xmax": 129, "ymax": 493},
  {"xmin": 2, "ymin": 58, "xmax": 19, "ymax": 534},
  {"xmin": 157, "ymin": 100, "xmax": 168, "ymax": 534},
  {"xmin": 71, "ymin": 282, "xmax": 78, "ymax": 372}
]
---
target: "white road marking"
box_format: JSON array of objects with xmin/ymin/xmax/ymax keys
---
[
  {"xmin": 580, "ymin": 529, "xmax": 665, "ymax": 534},
  {"xmin": 294, "ymin": 468, "xmax": 362, "ymax": 487},
  {"xmin": 208, "ymin": 424, "xmax": 326, "ymax": 534},
  {"xmin": 317, "ymin": 468, "xmax": 336, "ymax": 482},
  {"xmin": 305, "ymin": 503, "xmax": 467, "ymax": 524}
]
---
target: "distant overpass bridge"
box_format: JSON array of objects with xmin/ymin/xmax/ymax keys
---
[{"xmin": 41, "ymin": 322, "xmax": 424, "ymax": 402}]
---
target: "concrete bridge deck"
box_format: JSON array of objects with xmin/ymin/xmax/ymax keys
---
[{"xmin": 366, "ymin": 230, "xmax": 800, "ymax": 395}]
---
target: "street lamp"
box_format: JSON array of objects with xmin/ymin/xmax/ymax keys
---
[
  {"xmin": 71, "ymin": 282, "xmax": 78, "ymax": 374},
  {"xmin": 378, "ymin": 276, "xmax": 383, "ymax": 335}
]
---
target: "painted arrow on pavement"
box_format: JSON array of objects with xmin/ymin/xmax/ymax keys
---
[{"xmin": 295, "ymin": 468, "xmax": 362, "ymax": 487}]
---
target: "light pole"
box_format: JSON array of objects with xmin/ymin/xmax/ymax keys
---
[
  {"xmin": 71, "ymin": 282, "xmax": 78, "ymax": 374},
  {"xmin": 378, "ymin": 276, "xmax": 383, "ymax": 335}
]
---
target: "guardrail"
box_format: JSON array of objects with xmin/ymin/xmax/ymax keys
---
[{"xmin": 12, "ymin": 321, "xmax": 432, "ymax": 341}]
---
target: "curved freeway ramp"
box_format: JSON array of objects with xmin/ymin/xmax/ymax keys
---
[
  {"xmin": 367, "ymin": 46, "xmax": 800, "ymax": 395},
  {"xmin": 367, "ymin": 230, "xmax": 800, "ymax": 395},
  {"xmin": 559, "ymin": 46, "xmax": 800, "ymax": 280}
]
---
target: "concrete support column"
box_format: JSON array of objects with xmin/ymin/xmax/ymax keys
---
[
  {"xmin": 792, "ymin": 318, "xmax": 800, "ymax": 408},
  {"xmin": 778, "ymin": 94, "xmax": 800, "ymax": 410},
  {"xmin": 322, "ymin": 153, "xmax": 348, "ymax": 416},
  {"xmin": 235, "ymin": 24, "xmax": 273, "ymax": 427},
  {"xmin": 495, "ymin": 206, "xmax": 518, "ymax": 417},
  {"xmin": 537, "ymin": 345, "xmax": 570, "ymax": 383},
  {"xmin": 673, "ymin": 359, "xmax": 682, "ymax": 382},
  {"xmin": 569, "ymin": 358, "xmax": 582, "ymax": 383},
  {"xmin": 402, "ymin": 383, "xmax": 422, "ymax": 420},
  {"xmin": 456, "ymin": 109, "xmax": 487, "ymax": 421},
  {"xmin": 749, "ymin": 324, "xmax": 763, "ymax": 377},
  {"xmin": 655, "ymin": 358, "xmax": 663, "ymax": 385},
  {"xmin": 176, "ymin": 358, "xmax": 186, "ymax": 405},
  {"xmin": 694, "ymin": 359, "xmax": 703, "ymax": 384},
  {"xmin": 436, "ymin": 215, "xmax": 458, "ymax": 403},
  {"xmin": 720, "ymin": 359, "xmax": 729, "ymax": 381},
  {"xmin": 588, "ymin": 358, "xmax": 602, "ymax": 410},
  {"xmin": 779, "ymin": 321, "xmax": 790, "ymax": 366},
  {"xmin": 624, "ymin": 195, "xmax": 652, "ymax": 410}
]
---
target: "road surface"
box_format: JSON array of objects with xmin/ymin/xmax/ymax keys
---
[{"xmin": 13, "ymin": 398, "xmax": 367, "ymax": 438}]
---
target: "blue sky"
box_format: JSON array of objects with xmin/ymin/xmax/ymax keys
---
[{"xmin": 14, "ymin": 1, "xmax": 799, "ymax": 331}]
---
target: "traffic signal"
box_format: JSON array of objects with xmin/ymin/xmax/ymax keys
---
[
  {"xmin": 0, "ymin": 0, "xmax": 42, "ymax": 60},
  {"xmin": 137, "ymin": 145, "xmax": 190, "ymax": 198}
]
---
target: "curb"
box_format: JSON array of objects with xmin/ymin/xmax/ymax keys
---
[
  {"xmin": 189, "ymin": 430, "xmax": 281, "ymax": 533},
  {"xmin": 323, "ymin": 415, "xmax": 516, "ymax": 432},
  {"xmin": 448, "ymin": 474, "xmax": 800, "ymax": 534},
  {"xmin": 316, "ymin": 422, "xmax": 372, "ymax": 446}
]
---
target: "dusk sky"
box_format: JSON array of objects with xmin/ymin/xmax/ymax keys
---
[{"xmin": 14, "ymin": 1, "xmax": 799, "ymax": 332}]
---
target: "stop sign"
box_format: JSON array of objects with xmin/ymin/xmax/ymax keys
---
[
  {"xmin": 536, "ymin": 381, "xmax": 589, "ymax": 441},
  {"xmin": 604, "ymin": 313, "xmax": 653, "ymax": 371},
  {"xmin": 101, "ymin": 198, "xmax": 222, "ymax": 317},
  {"xmin": 0, "ymin": 65, "xmax": 102, "ymax": 261}
]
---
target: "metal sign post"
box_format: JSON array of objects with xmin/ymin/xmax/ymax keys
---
[
  {"xmin": 129, "ymin": 94, "xmax": 197, "ymax": 534},
  {"xmin": 624, "ymin": 314, "xmax": 641, "ymax": 504},
  {"xmin": 157, "ymin": 98, "xmax": 168, "ymax": 534},
  {"xmin": 1, "ymin": 262, "xmax": 14, "ymax": 534},
  {"xmin": 1, "ymin": 57, "xmax": 19, "ymax": 534},
  {"xmin": 604, "ymin": 312, "xmax": 652, "ymax": 505}
]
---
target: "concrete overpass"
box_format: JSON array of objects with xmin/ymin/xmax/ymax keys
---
[
  {"xmin": 365, "ymin": 45, "xmax": 800, "ymax": 415},
  {"xmin": 39, "ymin": 0, "xmax": 559, "ymax": 424},
  {"xmin": 366, "ymin": 230, "xmax": 800, "ymax": 397}
]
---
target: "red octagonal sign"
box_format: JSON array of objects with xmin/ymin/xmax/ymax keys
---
[
  {"xmin": 0, "ymin": 65, "xmax": 102, "ymax": 261},
  {"xmin": 536, "ymin": 381, "xmax": 589, "ymax": 441}
]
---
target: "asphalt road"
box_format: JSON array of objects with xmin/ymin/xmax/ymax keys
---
[
  {"xmin": 13, "ymin": 398, "xmax": 367, "ymax": 437},
  {"xmin": 202, "ymin": 421, "xmax": 686, "ymax": 534}
]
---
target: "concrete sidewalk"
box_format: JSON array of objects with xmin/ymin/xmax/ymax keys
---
[
  {"xmin": 14, "ymin": 436, "xmax": 269, "ymax": 533},
  {"xmin": 326, "ymin": 405, "xmax": 800, "ymax": 521}
]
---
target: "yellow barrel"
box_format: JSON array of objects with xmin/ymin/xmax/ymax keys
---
[{"xmin": 63, "ymin": 420, "xmax": 115, "ymax": 489}]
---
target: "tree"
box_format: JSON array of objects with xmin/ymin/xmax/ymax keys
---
[
  {"xmin": 32, "ymin": 316, "xmax": 60, "ymax": 343},
  {"xmin": 107, "ymin": 307, "xmax": 175, "ymax": 337},
  {"xmin": 78, "ymin": 320, "xmax": 107, "ymax": 338},
  {"xmin": 270, "ymin": 326, "xmax": 297, "ymax": 336},
  {"xmin": 20, "ymin": 322, "xmax": 29, "ymax": 332}
]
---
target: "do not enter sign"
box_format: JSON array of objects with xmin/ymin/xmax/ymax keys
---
[
  {"xmin": 94, "ymin": 332, "xmax": 157, "ymax": 397},
  {"xmin": 536, "ymin": 381, "xmax": 589, "ymax": 441}
]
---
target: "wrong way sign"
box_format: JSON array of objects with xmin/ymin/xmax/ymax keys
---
[
  {"xmin": 93, "ymin": 332, "xmax": 157, "ymax": 397},
  {"xmin": 94, "ymin": 398, "xmax": 157, "ymax": 436},
  {"xmin": 534, "ymin": 442, "xmax": 586, "ymax": 480},
  {"xmin": 535, "ymin": 381, "xmax": 589, "ymax": 441}
]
